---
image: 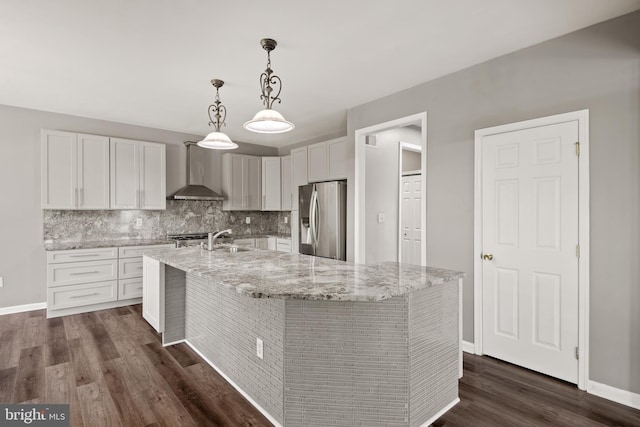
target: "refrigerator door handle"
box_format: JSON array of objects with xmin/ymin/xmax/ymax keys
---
[
  {"xmin": 313, "ymin": 190, "xmax": 320, "ymax": 248},
  {"xmin": 309, "ymin": 189, "xmax": 318, "ymax": 248}
]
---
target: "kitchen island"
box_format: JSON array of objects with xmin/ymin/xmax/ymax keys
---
[{"xmin": 143, "ymin": 246, "xmax": 463, "ymax": 427}]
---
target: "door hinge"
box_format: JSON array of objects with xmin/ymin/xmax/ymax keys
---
[
  {"xmin": 575, "ymin": 142, "xmax": 580, "ymax": 156},
  {"xmin": 576, "ymin": 245, "xmax": 580, "ymax": 258},
  {"xmin": 575, "ymin": 346, "xmax": 579, "ymax": 360}
]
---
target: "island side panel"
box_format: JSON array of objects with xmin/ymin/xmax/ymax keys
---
[
  {"xmin": 284, "ymin": 298, "xmax": 410, "ymax": 427},
  {"xmin": 185, "ymin": 273, "xmax": 285, "ymax": 424},
  {"xmin": 163, "ymin": 265, "xmax": 186, "ymax": 344},
  {"xmin": 409, "ymin": 281, "xmax": 459, "ymax": 426}
]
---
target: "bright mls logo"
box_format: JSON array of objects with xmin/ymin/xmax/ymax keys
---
[{"xmin": 1, "ymin": 405, "xmax": 69, "ymax": 426}]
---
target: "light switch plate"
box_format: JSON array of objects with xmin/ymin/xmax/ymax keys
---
[
  {"xmin": 284, "ymin": 216, "xmax": 288, "ymax": 224},
  {"xmin": 377, "ymin": 213, "xmax": 385, "ymax": 223},
  {"xmin": 0, "ymin": 277, "xmax": 3, "ymax": 288},
  {"xmin": 256, "ymin": 338, "xmax": 264, "ymax": 359},
  {"xmin": 245, "ymin": 217, "xmax": 251, "ymax": 224},
  {"xmin": 135, "ymin": 218, "xmax": 143, "ymax": 228}
]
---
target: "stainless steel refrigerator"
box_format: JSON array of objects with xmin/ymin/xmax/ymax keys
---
[{"xmin": 299, "ymin": 181, "xmax": 347, "ymax": 260}]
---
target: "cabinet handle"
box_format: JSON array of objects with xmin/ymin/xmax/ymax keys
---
[
  {"xmin": 136, "ymin": 287, "xmax": 143, "ymax": 291},
  {"xmin": 69, "ymin": 254, "xmax": 100, "ymax": 258},
  {"xmin": 140, "ymin": 190, "xmax": 144, "ymax": 208},
  {"xmin": 263, "ymin": 195, "xmax": 266, "ymax": 209},
  {"xmin": 70, "ymin": 292, "xmax": 100, "ymax": 299},
  {"xmin": 70, "ymin": 271, "xmax": 100, "ymax": 276},
  {"xmin": 79, "ymin": 188, "xmax": 84, "ymax": 206},
  {"xmin": 136, "ymin": 266, "xmax": 143, "ymax": 270},
  {"xmin": 75, "ymin": 188, "xmax": 79, "ymax": 207}
]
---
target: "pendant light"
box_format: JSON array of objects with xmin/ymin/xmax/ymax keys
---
[
  {"xmin": 197, "ymin": 79, "xmax": 238, "ymax": 150},
  {"xmin": 243, "ymin": 38, "xmax": 295, "ymax": 133}
]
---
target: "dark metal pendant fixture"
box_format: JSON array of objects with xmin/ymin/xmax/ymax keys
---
[
  {"xmin": 243, "ymin": 38, "xmax": 294, "ymax": 134},
  {"xmin": 197, "ymin": 79, "xmax": 238, "ymax": 149}
]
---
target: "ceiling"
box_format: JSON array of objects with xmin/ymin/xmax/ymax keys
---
[{"xmin": 1, "ymin": 0, "xmax": 639, "ymax": 148}]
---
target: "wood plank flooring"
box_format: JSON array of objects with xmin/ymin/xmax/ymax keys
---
[
  {"xmin": 1, "ymin": 305, "xmax": 640, "ymax": 426},
  {"xmin": 0, "ymin": 305, "xmax": 271, "ymax": 427}
]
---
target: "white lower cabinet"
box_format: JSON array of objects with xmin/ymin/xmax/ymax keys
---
[
  {"xmin": 142, "ymin": 255, "xmax": 164, "ymax": 332},
  {"xmin": 46, "ymin": 243, "xmax": 172, "ymax": 318},
  {"xmin": 276, "ymin": 238, "xmax": 292, "ymax": 253},
  {"xmin": 234, "ymin": 238, "xmax": 257, "ymax": 248},
  {"xmin": 256, "ymin": 238, "xmax": 269, "ymax": 250}
]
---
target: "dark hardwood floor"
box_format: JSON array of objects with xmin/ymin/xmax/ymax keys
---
[
  {"xmin": 1, "ymin": 305, "xmax": 639, "ymax": 426},
  {"xmin": 0, "ymin": 305, "xmax": 271, "ymax": 427}
]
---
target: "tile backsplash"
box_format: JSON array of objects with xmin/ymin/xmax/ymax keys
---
[{"xmin": 43, "ymin": 200, "xmax": 291, "ymax": 243}]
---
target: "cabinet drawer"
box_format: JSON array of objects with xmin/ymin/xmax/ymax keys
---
[
  {"xmin": 119, "ymin": 244, "xmax": 173, "ymax": 259},
  {"xmin": 47, "ymin": 259, "xmax": 118, "ymax": 287},
  {"xmin": 276, "ymin": 239, "xmax": 291, "ymax": 253},
  {"xmin": 47, "ymin": 247, "xmax": 117, "ymax": 264},
  {"xmin": 48, "ymin": 281, "xmax": 117, "ymax": 310},
  {"xmin": 119, "ymin": 278, "xmax": 143, "ymax": 300},
  {"xmin": 119, "ymin": 257, "xmax": 144, "ymax": 279}
]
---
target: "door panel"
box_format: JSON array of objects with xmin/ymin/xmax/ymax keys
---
[
  {"xmin": 139, "ymin": 142, "xmax": 166, "ymax": 210},
  {"xmin": 110, "ymin": 138, "xmax": 139, "ymax": 209},
  {"xmin": 77, "ymin": 134, "xmax": 110, "ymax": 209},
  {"xmin": 401, "ymin": 175, "xmax": 422, "ymax": 265},
  {"xmin": 481, "ymin": 120, "xmax": 579, "ymax": 384}
]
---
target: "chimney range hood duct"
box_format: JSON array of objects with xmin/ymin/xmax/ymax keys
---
[{"xmin": 167, "ymin": 141, "xmax": 225, "ymax": 201}]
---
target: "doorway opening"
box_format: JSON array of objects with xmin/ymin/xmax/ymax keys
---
[{"xmin": 354, "ymin": 112, "xmax": 427, "ymax": 265}]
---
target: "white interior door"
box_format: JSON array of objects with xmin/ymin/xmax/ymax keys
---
[
  {"xmin": 481, "ymin": 120, "xmax": 579, "ymax": 383},
  {"xmin": 400, "ymin": 175, "xmax": 422, "ymax": 265}
]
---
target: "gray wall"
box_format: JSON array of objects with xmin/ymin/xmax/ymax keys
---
[
  {"xmin": 347, "ymin": 12, "xmax": 640, "ymax": 394},
  {"xmin": 0, "ymin": 104, "xmax": 277, "ymax": 309},
  {"xmin": 365, "ymin": 127, "xmax": 421, "ymax": 264}
]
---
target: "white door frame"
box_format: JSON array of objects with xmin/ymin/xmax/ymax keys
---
[
  {"xmin": 473, "ymin": 109, "xmax": 590, "ymax": 390},
  {"xmin": 354, "ymin": 112, "xmax": 428, "ymax": 265},
  {"xmin": 397, "ymin": 142, "xmax": 422, "ymax": 263}
]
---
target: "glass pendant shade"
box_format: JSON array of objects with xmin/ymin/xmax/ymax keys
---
[
  {"xmin": 243, "ymin": 108, "xmax": 295, "ymax": 133},
  {"xmin": 197, "ymin": 131, "xmax": 238, "ymax": 150}
]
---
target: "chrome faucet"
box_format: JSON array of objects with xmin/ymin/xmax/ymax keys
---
[{"xmin": 207, "ymin": 229, "xmax": 232, "ymax": 250}]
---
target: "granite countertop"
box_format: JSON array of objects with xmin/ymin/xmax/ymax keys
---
[
  {"xmin": 44, "ymin": 239, "xmax": 174, "ymax": 251},
  {"xmin": 143, "ymin": 246, "xmax": 464, "ymax": 302}
]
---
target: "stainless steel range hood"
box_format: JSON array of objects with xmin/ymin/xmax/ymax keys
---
[{"xmin": 167, "ymin": 141, "xmax": 224, "ymax": 201}]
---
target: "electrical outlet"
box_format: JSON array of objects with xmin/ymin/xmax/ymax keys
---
[
  {"xmin": 377, "ymin": 213, "xmax": 385, "ymax": 223},
  {"xmin": 284, "ymin": 216, "xmax": 288, "ymax": 224},
  {"xmin": 0, "ymin": 277, "xmax": 3, "ymax": 288},
  {"xmin": 135, "ymin": 218, "xmax": 143, "ymax": 228},
  {"xmin": 256, "ymin": 338, "xmax": 264, "ymax": 359},
  {"xmin": 245, "ymin": 217, "xmax": 251, "ymax": 224}
]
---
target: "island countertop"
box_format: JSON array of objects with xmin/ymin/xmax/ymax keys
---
[{"xmin": 143, "ymin": 246, "xmax": 464, "ymax": 302}]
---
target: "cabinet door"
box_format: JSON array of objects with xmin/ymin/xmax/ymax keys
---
[
  {"xmin": 246, "ymin": 156, "xmax": 262, "ymax": 210},
  {"xmin": 291, "ymin": 210, "xmax": 299, "ymax": 254},
  {"xmin": 234, "ymin": 238, "xmax": 256, "ymax": 248},
  {"xmin": 327, "ymin": 137, "xmax": 348, "ymax": 179},
  {"xmin": 110, "ymin": 138, "xmax": 139, "ymax": 209},
  {"xmin": 256, "ymin": 238, "xmax": 270, "ymax": 250},
  {"xmin": 139, "ymin": 142, "xmax": 166, "ymax": 210},
  {"xmin": 281, "ymin": 155, "xmax": 292, "ymax": 211},
  {"xmin": 142, "ymin": 256, "xmax": 164, "ymax": 333},
  {"xmin": 262, "ymin": 157, "xmax": 281, "ymax": 210},
  {"xmin": 77, "ymin": 134, "xmax": 110, "ymax": 209},
  {"xmin": 222, "ymin": 154, "xmax": 245, "ymax": 210},
  {"xmin": 41, "ymin": 130, "xmax": 77, "ymax": 209},
  {"xmin": 291, "ymin": 147, "xmax": 308, "ymax": 210},
  {"xmin": 307, "ymin": 142, "xmax": 328, "ymax": 183}
]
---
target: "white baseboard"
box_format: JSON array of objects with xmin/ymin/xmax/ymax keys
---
[
  {"xmin": 419, "ymin": 398, "xmax": 460, "ymax": 427},
  {"xmin": 588, "ymin": 380, "xmax": 640, "ymax": 410},
  {"xmin": 462, "ymin": 340, "xmax": 475, "ymax": 354},
  {"xmin": 184, "ymin": 340, "xmax": 282, "ymax": 427},
  {"xmin": 0, "ymin": 302, "xmax": 47, "ymax": 316}
]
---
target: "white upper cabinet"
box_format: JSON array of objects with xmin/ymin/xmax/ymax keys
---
[
  {"xmin": 307, "ymin": 142, "xmax": 327, "ymax": 183},
  {"xmin": 327, "ymin": 137, "xmax": 348, "ymax": 179},
  {"xmin": 262, "ymin": 157, "xmax": 281, "ymax": 210},
  {"xmin": 291, "ymin": 146, "xmax": 308, "ymax": 210},
  {"xmin": 110, "ymin": 138, "xmax": 166, "ymax": 210},
  {"xmin": 41, "ymin": 130, "xmax": 109, "ymax": 209},
  {"xmin": 222, "ymin": 153, "xmax": 262, "ymax": 211},
  {"xmin": 306, "ymin": 137, "xmax": 348, "ymax": 182},
  {"xmin": 281, "ymin": 155, "xmax": 292, "ymax": 211}
]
